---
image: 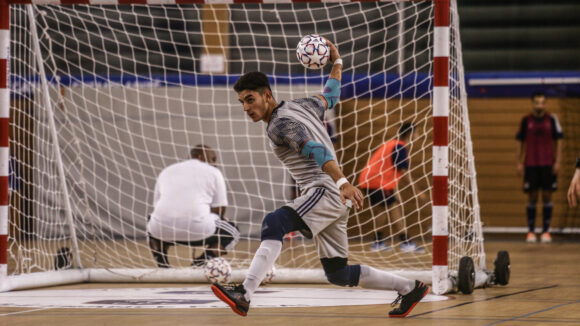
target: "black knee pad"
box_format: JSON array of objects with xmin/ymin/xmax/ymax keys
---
[
  {"xmin": 261, "ymin": 207, "xmax": 298, "ymax": 242},
  {"xmin": 321, "ymin": 257, "xmax": 361, "ymax": 287}
]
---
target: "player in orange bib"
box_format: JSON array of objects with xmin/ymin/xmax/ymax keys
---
[{"xmin": 359, "ymin": 122, "xmax": 429, "ymax": 253}]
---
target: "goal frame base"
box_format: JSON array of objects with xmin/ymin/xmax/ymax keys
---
[{"xmin": 1, "ymin": 268, "xmax": 442, "ymax": 292}]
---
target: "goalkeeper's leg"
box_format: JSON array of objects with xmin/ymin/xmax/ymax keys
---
[
  {"xmin": 318, "ymin": 227, "xmax": 415, "ymax": 295},
  {"xmin": 243, "ymin": 207, "xmax": 304, "ymax": 299},
  {"xmin": 211, "ymin": 206, "xmax": 305, "ymax": 316},
  {"xmin": 321, "ymin": 257, "xmax": 413, "ymax": 293},
  {"xmin": 318, "ymin": 220, "xmax": 426, "ymax": 318},
  {"xmin": 321, "ymin": 257, "xmax": 426, "ymax": 317}
]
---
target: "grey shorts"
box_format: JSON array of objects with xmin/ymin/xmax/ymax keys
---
[{"xmin": 286, "ymin": 186, "xmax": 350, "ymax": 259}]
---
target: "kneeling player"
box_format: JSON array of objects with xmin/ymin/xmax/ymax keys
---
[{"xmin": 147, "ymin": 145, "xmax": 240, "ymax": 267}]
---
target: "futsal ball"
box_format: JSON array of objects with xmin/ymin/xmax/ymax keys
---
[
  {"xmin": 204, "ymin": 257, "xmax": 232, "ymax": 284},
  {"xmin": 296, "ymin": 34, "xmax": 330, "ymax": 70},
  {"xmin": 261, "ymin": 266, "xmax": 277, "ymax": 285}
]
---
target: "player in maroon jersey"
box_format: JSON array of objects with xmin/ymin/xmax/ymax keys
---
[{"xmin": 516, "ymin": 91, "xmax": 563, "ymax": 243}]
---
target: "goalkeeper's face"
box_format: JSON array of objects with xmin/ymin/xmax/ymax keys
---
[{"xmin": 238, "ymin": 89, "xmax": 272, "ymax": 123}]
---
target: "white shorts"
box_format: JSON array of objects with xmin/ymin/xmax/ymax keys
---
[
  {"xmin": 147, "ymin": 213, "xmax": 219, "ymax": 242},
  {"xmin": 286, "ymin": 186, "xmax": 350, "ymax": 259}
]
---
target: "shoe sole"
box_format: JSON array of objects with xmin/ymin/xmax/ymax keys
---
[
  {"xmin": 388, "ymin": 286, "xmax": 429, "ymax": 318},
  {"xmin": 211, "ymin": 284, "xmax": 248, "ymax": 317}
]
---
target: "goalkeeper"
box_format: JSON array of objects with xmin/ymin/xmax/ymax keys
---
[
  {"xmin": 211, "ymin": 39, "xmax": 428, "ymax": 318},
  {"xmin": 147, "ymin": 145, "xmax": 239, "ymax": 268}
]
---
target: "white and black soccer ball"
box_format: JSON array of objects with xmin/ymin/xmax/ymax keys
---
[
  {"xmin": 296, "ymin": 34, "xmax": 330, "ymax": 70},
  {"xmin": 261, "ymin": 266, "xmax": 277, "ymax": 285},
  {"xmin": 204, "ymin": 257, "xmax": 232, "ymax": 284}
]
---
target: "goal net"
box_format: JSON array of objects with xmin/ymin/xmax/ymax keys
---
[{"xmin": 4, "ymin": 0, "xmax": 484, "ymax": 293}]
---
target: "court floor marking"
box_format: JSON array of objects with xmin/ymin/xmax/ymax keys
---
[
  {"xmin": 484, "ymin": 299, "xmax": 580, "ymax": 326},
  {"xmin": 3, "ymin": 309, "xmax": 579, "ymax": 324},
  {"xmin": 0, "ymin": 307, "xmax": 54, "ymax": 317},
  {"xmin": 1, "ymin": 285, "xmax": 571, "ymax": 323},
  {"xmin": 0, "ymin": 286, "xmax": 448, "ymax": 310},
  {"xmin": 409, "ymin": 284, "xmax": 559, "ymax": 318}
]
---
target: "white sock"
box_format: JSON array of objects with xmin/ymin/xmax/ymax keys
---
[
  {"xmin": 242, "ymin": 240, "xmax": 282, "ymax": 301},
  {"xmin": 358, "ymin": 265, "xmax": 414, "ymax": 295}
]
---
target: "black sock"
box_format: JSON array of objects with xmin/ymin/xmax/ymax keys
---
[
  {"xmin": 153, "ymin": 251, "xmax": 170, "ymax": 268},
  {"xmin": 526, "ymin": 203, "xmax": 536, "ymax": 233},
  {"xmin": 542, "ymin": 202, "xmax": 553, "ymax": 233},
  {"xmin": 150, "ymin": 238, "xmax": 170, "ymax": 268},
  {"xmin": 399, "ymin": 233, "xmax": 408, "ymax": 243},
  {"xmin": 376, "ymin": 231, "xmax": 383, "ymax": 242},
  {"xmin": 195, "ymin": 249, "xmax": 216, "ymax": 260}
]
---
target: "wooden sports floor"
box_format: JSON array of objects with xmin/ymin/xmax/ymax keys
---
[{"xmin": 1, "ymin": 239, "xmax": 579, "ymax": 326}]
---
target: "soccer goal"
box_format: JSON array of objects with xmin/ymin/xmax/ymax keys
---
[{"xmin": 1, "ymin": 0, "xmax": 485, "ymax": 294}]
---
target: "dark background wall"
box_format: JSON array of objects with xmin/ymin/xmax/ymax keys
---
[{"xmin": 458, "ymin": 0, "xmax": 580, "ymax": 72}]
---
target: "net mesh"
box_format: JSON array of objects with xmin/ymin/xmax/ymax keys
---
[{"xmin": 7, "ymin": 1, "xmax": 484, "ymax": 282}]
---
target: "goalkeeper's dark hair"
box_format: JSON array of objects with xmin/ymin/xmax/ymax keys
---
[
  {"xmin": 398, "ymin": 122, "xmax": 415, "ymax": 139},
  {"xmin": 233, "ymin": 71, "xmax": 272, "ymax": 94}
]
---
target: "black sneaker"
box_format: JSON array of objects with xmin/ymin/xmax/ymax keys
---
[
  {"xmin": 211, "ymin": 283, "xmax": 250, "ymax": 316},
  {"xmin": 388, "ymin": 280, "xmax": 429, "ymax": 318}
]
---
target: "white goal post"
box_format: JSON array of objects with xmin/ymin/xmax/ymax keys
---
[{"xmin": 0, "ymin": 0, "xmax": 485, "ymax": 294}]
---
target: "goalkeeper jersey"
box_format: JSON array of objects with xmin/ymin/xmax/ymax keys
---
[{"xmin": 266, "ymin": 96, "xmax": 337, "ymax": 193}]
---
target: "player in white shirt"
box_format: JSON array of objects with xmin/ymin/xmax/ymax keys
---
[{"xmin": 147, "ymin": 145, "xmax": 239, "ymax": 268}]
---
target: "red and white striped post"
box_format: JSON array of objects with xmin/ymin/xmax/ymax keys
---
[
  {"xmin": 432, "ymin": 0, "xmax": 450, "ymax": 295},
  {"xmin": 0, "ymin": 0, "xmax": 9, "ymax": 284}
]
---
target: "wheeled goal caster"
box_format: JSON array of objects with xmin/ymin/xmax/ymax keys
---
[
  {"xmin": 455, "ymin": 250, "xmax": 510, "ymax": 294},
  {"xmin": 458, "ymin": 256, "xmax": 475, "ymax": 294},
  {"xmin": 493, "ymin": 250, "xmax": 510, "ymax": 286}
]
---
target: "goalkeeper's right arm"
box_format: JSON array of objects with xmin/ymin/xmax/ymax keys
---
[
  {"xmin": 326, "ymin": 39, "xmax": 342, "ymax": 82},
  {"xmin": 318, "ymin": 39, "xmax": 342, "ymax": 109}
]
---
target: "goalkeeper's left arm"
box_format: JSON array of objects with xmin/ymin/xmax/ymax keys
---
[
  {"xmin": 299, "ymin": 139, "xmax": 364, "ymax": 210},
  {"xmin": 317, "ymin": 39, "xmax": 342, "ymax": 110}
]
